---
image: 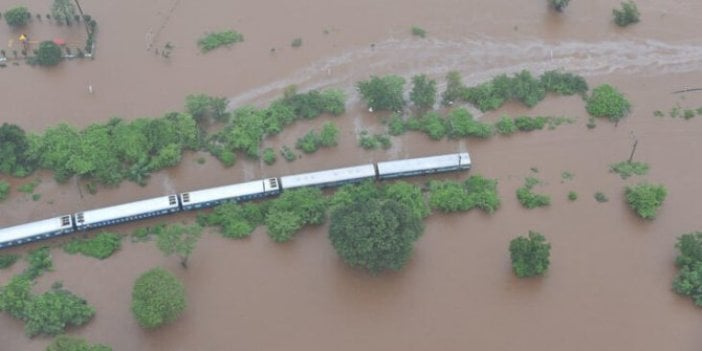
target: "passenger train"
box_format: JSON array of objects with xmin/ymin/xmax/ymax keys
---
[{"xmin": 0, "ymin": 152, "xmax": 471, "ymax": 249}]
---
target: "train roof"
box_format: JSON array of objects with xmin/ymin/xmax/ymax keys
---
[
  {"xmin": 376, "ymin": 152, "xmax": 471, "ymax": 176},
  {"xmin": 75, "ymin": 195, "xmax": 179, "ymax": 226},
  {"xmin": 180, "ymin": 179, "xmax": 277, "ymax": 206},
  {"xmin": 0, "ymin": 216, "xmax": 73, "ymax": 244},
  {"xmin": 280, "ymin": 164, "xmax": 376, "ymax": 189}
]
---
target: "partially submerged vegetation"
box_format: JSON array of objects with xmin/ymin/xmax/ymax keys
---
[
  {"xmin": 673, "ymin": 232, "xmax": 702, "ymax": 306},
  {"xmin": 509, "ymin": 231, "xmax": 551, "ymax": 278},
  {"xmin": 0, "ymin": 253, "xmax": 20, "ymax": 269},
  {"xmin": 64, "ymin": 232, "xmax": 122, "ymax": 259},
  {"xmin": 131, "ymin": 267, "xmax": 186, "ymax": 329},
  {"xmin": 625, "ymin": 183, "xmax": 667, "ymax": 219},
  {"xmin": 197, "ymin": 30, "xmax": 244, "ymax": 53},
  {"xmin": 428, "ymin": 175, "xmax": 500, "ymax": 214},
  {"xmin": 516, "ymin": 176, "xmax": 551, "ymax": 209},
  {"xmin": 586, "ymin": 84, "xmax": 631, "ymax": 123},
  {"xmin": 609, "ymin": 161, "xmax": 649, "ymax": 179},
  {"xmin": 46, "ymin": 335, "xmax": 112, "ymax": 351},
  {"xmin": 613, "ymin": 1, "xmax": 640, "ymax": 27}
]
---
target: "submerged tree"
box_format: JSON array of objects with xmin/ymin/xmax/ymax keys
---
[
  {"xmin": 509, "ymin": 231, "xmax": 551, "ymax": 278},
  {"xmin": 155, "ymin": 224, "xmax": 202, "ymax": 268},
  {"xmin": 52, "ymin": 0, "xmax": 76, "ymax": 25},
  {"xmin": 357, "ymin": 75, "xmax": 406, "ymax": 112},
  {"xmin": 410, "ymin": 74, "xmax": 437, "ymax": 111},
  {"xmin": 131, "ymin": 267, "xmax": 186, "ymax": 329},
  {"xmin": 613, "ymin": 1, "xmax": 640, "ymax": 27},
  {"xmin": 549, "ymin": 0, "xmax": 571, "ymax": 12},
  {"xmin": 36, "ymin": 41, "xmax": 64, "ymax": 67}
]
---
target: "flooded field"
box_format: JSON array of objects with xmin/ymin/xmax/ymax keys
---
[{"xmin": 1, "ymin": 0, "xmax": 702, "ymax": 350}]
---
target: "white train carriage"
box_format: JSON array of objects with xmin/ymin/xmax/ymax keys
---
[
  {"xmin": 376, "ymin": 152, "xmax": 471, "ymax": 180},
  {"xmin": 180, "ymin": 178, "xmax": 280, "ymax": 210},
  {"xmin": 0, "ymin": 215, "xmax": 74, "ymax": 248},
  {"xmin": 74, "ymin": 195, "xmax": 180, "ymax": 230},
  {"xmin": 280, "ymin": 164, "xmax": 376, "ymax": 190}
]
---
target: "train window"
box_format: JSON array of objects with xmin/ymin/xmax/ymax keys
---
[
  {"xmin": 269, "ymin": 178, "xmax": 279, "ymax": 189},
  {"xmin": 169, "ymin": 195, "xmax": 177, "ymax": 205},
  {"xmin": 182, "ymin": 193, "xmax": 190, "ymax": 203},
  {"xmin": 61, "ymin": 216, "xmax": 71, "ymax": 226}
]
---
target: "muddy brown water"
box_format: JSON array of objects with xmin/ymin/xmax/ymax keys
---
[{"xmin": 2, "ymin": 0, "xmax": 702, "ymax": 350}]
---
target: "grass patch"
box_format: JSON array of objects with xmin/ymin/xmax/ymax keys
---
[
  {"xmin": 198, "ymin": 30, "xmax": 244, "ymax": 53},
  {"xmin": 63, "ymin": 232, "xmax": 122, "ymax": 260},
  {"xmin": 0, "ymin": 253, "xmax": 20, "ymax": 269},
  {"xmin": 411, "ymin": 26, "xmax": 426, "ymax": 38},
  {"xmin": 609, "ymin": 161, "xmax": 649, "ymax": 179}
]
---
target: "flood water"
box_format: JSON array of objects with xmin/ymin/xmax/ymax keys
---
[{"xmin": 2, "ymin": 0, "xmax": 702, "ymax": 350}]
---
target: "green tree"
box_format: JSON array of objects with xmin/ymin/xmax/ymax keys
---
[
  {"xmin": 185, "ymin": 94, "xmax": 229, "ymax": 124},
  {"xmin": 549, "ymin": 0, "xmax": 570, "ymax": 12},
  {"xmin": 52, "ymin": 0, "xmax": 76, "ymax": 25},
  {"xmin": 0, "ymin": 275, "xmax": 32, "ymax": 319},
  {"xmin": 63, "ymin": 232, "xmax": 122, "ymax": 260},
  {"xmin": 318, "ymin": 122, "xmax": 339, "ymax": 147},
  {"xmin": 357, "ymin": 75, "xmax": 406, "ymax": 112},
  {"xmin": 509, "ymin": 231, "xmax": 551, "ymax": 278},
  {"xmin": 46, "ymin": 335, "xmax": 112, "ymax": 351},
  {"xmin": 155, "ymin": 224, "xmax": 203, "ymax": 268},
  {"xmin": 441, "ymin": 71, "xmax": 466, "ymax": 106},
  {"xmin": 625, "ymin": 183, "xmax": 667, "ymax": 220},
  {"xmin": 613, "ymin": 1, "xmax": 640, "ymax": 27},
  {"xmin": 586, "ymin": 84, "xmax": 631, "ymax": 123},
  {"xmin": 4, "ymin": 6, "xmax": 29, "ymax": 27},
  {"xmin": 410, "ymin": 74, "xmax": 437, "ymax": 110},
  {"xmin": 131, "ymin": 268, "xmax": 186, "ymax": 329},
  {"xmin": 265, "ymin": 187, "xmax": 327, "ymax": 242},
  {"xmin": 24, "ymin": 287, "xmax": 96, "ymax": 337},
  {"xmin": 36, "ymin": 41, "xmax": 64, "ymax": 67},
  {"xmin": 673, "ymin": 232, "xmax": 702, "ymax": 306},
  {"xmin": 0, "ymin": 180, "xmax": 9, "ymax": 201},
  {"xmin": 0, "ymin": 123, "xmax": 34, "ymax": 176},
  {"xmin": 329, "ymin": 198, "xmax": 424, "ymax": 274}
]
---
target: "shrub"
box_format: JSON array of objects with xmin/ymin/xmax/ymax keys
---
[
  {"xmin": 609, "ymin": 161, "xmax": 649, "ymax": 179},
  {"xmin": 540, "ymin": 70, "xmax": 588, "ymax": 95},
  {"xmin": 549, "ymin": 0, "xmax": 571, "ymax": 12},
  {"xmin": 18, "ymin": 178, "xmax": 40, "ymax": 193},
  {"xmin": 613, "ymin": 1, "xmax": 640, "ymax": 27},
  {"xmin": 673, "ymin": 232, "xmax": 702, "ymax": 306},
  {"xmin": 428, "ymin": 175, "xmax": 500, "ymax": 213},
  {"xmin": 410, "ymin": 74, "xmax": 436, "ymax": 110},
  {"xmin": 63, "ymin": 232, "xmax": 122, "ymax": 259},
  {"xmin": 625, "ymin": 183, "xmax": 667, "ymax": 219},
  {"xmin": 131, "ymin": 268, "xmax": 186, "ymax": 329},
  {"xmin": 185, "ymin": 94, "xmax": 229, "ymax": 123},
  {"xmin": 295, "ymin": 130, "xmax": 321, "ymax": 154},
  {"xmin": 0, "ymin": 253, "xmax": 20, "ymax": 268},
  {"xmin": 411, "ymin": 26, "xmax": 426, "ymax": 38},
  {"xmin": 420, "ymin": 112, "xmax": 448, "ymax": 140},
  {"xmin": 36, "ymin": 41, "xmax": 64, "ymax": 67},
  {"xmin": 24, "ymin": 286, "xmax": 96, "ymax": 337},
  {"xmin": 198, "ymin": 203, "xmax": 263, "ymax": 239},
  {"xmin": 197, "ymin": 30, "xmax": 244, "ymax": 53},
  {"xmin": 387, "ymin": 114, "xmax": 407, "ymax": 135},
  {"xmin": 290, "ymin": 38, "xmax": 302, "ymax": 48},
  {"xmin": 265, "ymin": 188, "xmax": 327, "ymax": 242},
  {"xmin": 262, "ymin": 147, "xmax": 276, "ymax": 165},
  {"xmin": 0, "ymin": 180, "xmax": 9, "ymax": 201},
  {"xmin": 516, "ymin": 177, "xmax": 550, "ymax": 209},
  {"xmin": 446, "ymin": 108, "xmax": 493, "ymax": 138},
  {"xmin": 46, "ymin": 335, "xmax": 112, "ymax": 351},
  {"xmin": 464, "ymin": 175, "xmax": 501, "ymax": 214},
  {"xmin": 586, "ymin": 84, "xmax": 631, "ymax": 123},
  {"xmin": 358, "ymin": 131, "xmax": 380, "ymax": 150},
  {"xmin": 495, "ymin": 116, "xmax": 517, "ymax": 135},
  {"xmin": 319, "ymin": 122, "xmax": 339, "ymax": 147},
  {"xmin": 509, "ymin": 231, "xmax": 551, "ymax": 278},
  {"xmin": 594, "ymin": 192, "xmax": 609, "ymax": 203},
  {"xmin": 280, "ymin": 145, "xmax": 296, "ymax": 162},
  {"xmin": 4, "ymin": 6, "xmax": 29, "ymax": 27},
  {"xmin": 568, "ymin": 191, "xmax": 578, "ymax": 201},
  {"xmin": 514, "ymin": 116, "xmax": 547, "ymax": 131},
  {"xmin": 23, "ymin": 247, "xmax": 53, "ymax": 280},
  {"xmin": 383, "ymin": 181, "xmax": 430, "ymax": 219},
  {"xmin": 441, "ymin": 71, "xmax": 467, "ymax": 106},
  {"xmin": 357, "ymin": 75, "xmax": 406, "ymax": 111}
]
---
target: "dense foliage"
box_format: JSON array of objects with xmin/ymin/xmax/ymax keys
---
[
  {"xmin": 673, "ymin": 232, "xmax": 702, "ymax": 306},
  {"xmin": 586, "ymin": 84, "xmax": 631, "ymax": 123},
  {"xmin": 131, "ymin": 268, "xmax": 186, "ymax": 329},
  {"xmin": 265, "ymin": 188, "xmax": 327, "ymax": 242},
  {"xmin": 63, "ymin": 232, "xmax": 122, "ymax": 260},
  {"xmin": 0, "ymin": 123, "xmax": 34, "ymax": 176},
  {"xmin": 4, "ymin": 6, "xmax": 29, "ymax": 27},
  {"xmin": 51, "ymin": 0, "xmax": 76, "ymax": 25},
  {"xmin": 613, "ymin": 1, "xmax": 640, "ymax": 27},
  {"xmin": 428, "ymin": 175, "xmax": 500, "ymax": 213},
  {"xmin": 46, "ymin": 335, "xmax": 112, "ymax": 351},
  {"xmin": 0, "ymin": 253, "xmax": 20, "ymax": 269},
  {"xmin": 411, "ymin": 26, "xmax": 426, "ymax": 38},
  {"xmin": 198, "ymin": 203, "xmax": 264, "ymax": 239},
  {"xmin": 295, "ymin": 122, "xmax": 339, "ymax": 154},
  {"xmin": 36, "ymin": 41, "xmax": 64, "ymax": 67},
  {"xmin": 24, "ymin": 247, "xmax": 53, "ymax": 280},
  {"xmin": 357, "ymin": 75, "xmax": 406, "ymax": 111},
  {"xmin": 539, "ymin": 70, "xmax": 588, "ymax": 95},
  {"xmin": 329, "ymin": 198, "xmax": 423, "ymax": 274},
  {"xmin": 625, "ymin": 183, "xmax": 667, "ymax": 219},
  {"xmin": 185, "ymin": 94, "xmax": 229, "ymax": 123},
  {"xmin": 509, "ymin": 231, "xmax": 551, "ymax": 278},
  {"xmin": 0, "ymin": 180, "xmax": 9, "ymax": 201},
  {"xmin": 155, "ymin": 224, "xmax": 203, "ymax": 268},
  {"xmin": 197, "ymin": 30, "xmax": 244, "ymax": 53},
  {"xmin": 609, "ymin": 161, "xmax": 649, "ymax": 179},
  {"xmin": 516, "ymin": 177, "xmax": 551, "ymax": 209},
  {"xmin": 549, "ymin": 0, "xmax": 571, "ymax": 12},
  {"xmin": 494, "ymin": 116, "xmax": 518, "ymax": 135},
  {"xmin": 410, "ymin": 74, "xmax": 436, "ymax": 110}
]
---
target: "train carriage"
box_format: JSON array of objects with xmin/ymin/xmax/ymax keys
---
[
  {"xmin": 180, "ymin": 178, "xmax": 280, "ymax": 210},
  {"xmin": 376, "ymin": 152, "xmax": 471, "ymax": 179},
  {"xmin": 0, "ymin": 215, "xmax": 74, "ymax": 248},
  {"xmin": 74, "ymin": 195, "xmax": 180, "ymax": 230},
  {"xmin": 280, "ymin": 164, "xmax": 376, "ymax": 190}
]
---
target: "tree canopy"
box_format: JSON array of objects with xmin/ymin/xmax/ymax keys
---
[
  {"xmin": 586, "ymin": 84, "xmax": 631, "ymax": 123},
  {"xmin": 0, "ymin": 123, "xmax": 34, "ymax": 176},
  {"xmin": 509, "ymin": 231, "xmax": 551, "ymax": 278},
  {"xmin": 131, "ymin": 268, "xmax": 186, "ymax": 329},
  {"xmin": 329, "ymin": 198, "xmax": 424, "ymax": 274},
  {"xmin": 155, "ymin": 224, "xmax": 203, "ymax": 268},
  {"xmin": 51, "ymin": 0, "xmax": 76, "ymax": 25},
  {"xmin": 36, "ymin": 41, "xmax": 64, "ymax": 67},
  {"xmin": 613, "ymin": 1, "xmax": 640, "ymax": 27},
  {"xmin": 625, "ymin": 183, "xmax": 667, "ymax": 219},
  {"xmin": 410, "ymin": 74, "xmax": 437, "ymax": 110},
  {"xmin": 4, "ymin": 6, "xmax": 29, "ymax": 27},
  {"xmin": 357, "ymin": 75, "xmax": 406, "ymax": 112},
  {"xmin": 673, "ymin": 232, "xmax": 702, "ymax": 306}
]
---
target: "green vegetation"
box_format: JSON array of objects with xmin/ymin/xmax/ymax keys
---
[
  {"xmin": 51, "ymin": 0, "xmax": 75, "ymax": 25},
  {"xmin": 358, "ymin": 131, "xmax": 391, "ymax": 150},
  {"xmin": 280, "ymin": 145, "xmax": 297, "ymax": 162},
  {"xmin": 673, "ymin": 232, "xmax": 702, "ymax": 306},
  {"xmin": 549, "ymin": 0, "xmax": 571, "ymax": 12},
  {"xmin": 445, "ymin": 108, "xmax": 494, "ymax": 138},
  {"xmin": 613, "ymin": 1, "xmax": 640, "ymax": 27},
  {"xmin": 357, "ymin": 75, "xmax": 406, "ymax": 112},
  {"xmin": 131, "ymin": 267, "xmax": 186, "ymax": 329},
  {"xmin": 4, "ymin": 6, "xmax": 29, "ymax": 27},
  {"xmin": 410, "ymin": 74, "xmax": 436, "ymax": 110},
  {"xmin": 185, "ymin": 94, "xmax": 229, "ymax": 123},
  {"xmin": 24, "ymin": 247, "xmax": 53, "ymax": 280},
  {"xmin": 594, "ymin": 192, "xmax": 609, "ymax": 203},
  {"xmin": 155, "ymin": 224, "xmax": 203, "ymax": 268},
  {"xmin": 0, "ymin": 180, "xmax": 9, "ymax": 201},
  {"xmin": 32, "ymin": 193, "xmax": 41, "ymax": 201},
  {"xmin": 63, "ymin": 232, "xmax": 122, "ymax": 260},
  {"xmin": 495, "ymin": 116, "xmax": 518, "ymax": 135},
  {"xmin": 24, "ymin": 285, "xmax": 95, "ymax": 337},
  {"xmin": 0, "ymin": 123, "xmax": 34, "ymax": 177},
  {"xmin": 329, "ymin": 197, "xmax": 423, "ymax": 274},
  {"xmin": 197, "ymin": 30, "xmax": 244, "ymax": 53},
  {"xmin": 509, "ymin": 231, "xmax": 551, "ymax": 278},
  {"xmin": 46, "ymin": 335, "xmax": 112, "ymax": 351},
  {"xmin": 262, "ymin": 147, "xmax": 276, "ymax": 165},
  {"xmin": 265, "ymin": 188, "xmax": 327, "ymax": 242},
  {"xmin": 0, "ymin": 253, "xmax": 20, "ymax": 269},
  {"xmin": 625, "ymin": 183, "xmax": 667, "ymax": 220},
  {"xmin": 609, "ymin": 161, "xmax": 649, "ymax": 179},
  {"xmin": 198, "ymin": 203, "xmax": 264, "ymax": 239},
  {"xmin": 586, "ymin": 84, "xmax": 631, "ymax": 123},
  {"xmin": 411, "ymin": 26, "xmax": 426, "ymax": 38},
  {"xmin": 568, "ymin": 191, "xmax": 578, "ymax": 201},
  {"xmin": 291, "ymin": 38, "xmax": 303, "ymax": 48},
  {"xmin": 36, "ymin": 41, "xmax": 64, "ymax": 67},
  {"xmin": 516, "ymin": 176, "xmax": 551, "ymax": 209},
  {"xmin": 514, "ymin": 116, "xmax": 547, "ymax": 131},
  {"xmin": 295, "ymin": 122, "xmax": 339, "ymax": 154},
  {"xmin": 18, "ymin": 178, "xmax": 40, "ymax": 193},
  {"xmin": 428, "ymin": 175, "xmax": 500, "ymax": 213},
  {"xmin": 561, "ymin": 171, "xmax": 574, "ymax": 182},
  {"xmin": 386, "ymin": 114, "xmax": 407, "ymax": 135}
]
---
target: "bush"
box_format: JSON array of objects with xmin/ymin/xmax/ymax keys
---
[
  {"xmin": 383, "ymin": 181, "xmax": 430, "ymax": 220},
  {"xmin": 262, "ymin": 147, "xmax": 276, "ymax": 165},
  {"xmin": 198, "ymin": 203, "xmax": 263, "ymax": 239},
  {"xmin": 319, "ymin": 122, "xmax": 339, "ymax": 147},
  {"xmin": 673, "ymin": 232, "xmax": 702, "ymax": 306},
  {"xmin": 586, "ymin": 84, "xmax": 631, "ymax": 123},
  {"xmin": 410, "ymin": 74, "xmax": 436, "ymax": 109},
  {"xmin": 185, "ymin": 94, "xmax": 229, "ymax": 123},
  {"xmin": 265, "ymin": 188, "xmax": 327, "ymax": 242},
  {"xmin": 594, "ymin": 192, "xmax": 609, "ymax": 203},
  {"xmin": 387, "ymin": 114, "xmax": 407, "ymax": 135},
  {"xmin": 36, "ymin": 41, "xmax": 64, "ymax": 67},
  {"xmin": 63, "ymin": 232, "xmax": 122, "ymax": 259},
  {"xmin": 131, "ymin": 268, "xmax": 186, "ymax": 329},
  {"xmin": 46, "ymin": 335, "xmax": 112, "ymax": 351},
  {"xmin": 0, "ymin": 253, "xmax": 20, "ymax": 269},
  {"xmin": 516, "ymin": 177, "xmax": 550, "ymax": 209},
  {"xmin": 441, "ymin": 71, "xmax": 467, "ymax": 106},
  {"xmin": 24, "ymin": 286, "xmax": 96, "ymax": 337},
  {"xmin": 419, "ymin": 112, "xmax": 448, "ymax": 140},
  {"xmin": 609, "ymin": 161, "xmax": 649, "ymax": 179},
  {"xmin": 0, "ymin": 123, "xmax": 35, "ymax": 177},
  {"xmin": 613, "ymin": 1, "xmax": 640, "ymax": 27},
  {"xmin": 495, "ymin": 116, "xmax": 517, "ymax": 135},
  {"xmin": 358, "ymin": 131, "xmax": 380, "ymax": 150},
  {"xmin": 568, "ymin": 191, "xmax": 578, "ymax": 201},
  {"xmin": 411, "ymin": 26, "xmax": 426, "ymax": 38},
  {"xmin": 295, "ymin": 130, "xmax": 321, "ymax": 154},
  {"xmin": 4, "ymin": 6, "xmax": 29, "ymax": 27},
  {"xmin": 197, "ymin": 30, "xmax": 244, "ymax": 53},
  {"xmin": 428, "ymin": 175, "xmax": 500, "ymax": 213},
  {"xmin": 0, "ymin": 180, "xmax": 9, "ymax": 201},
  {"xmin": 549, "ymin": 0, "xmax": 571, "ymax": 12},
  {"xmin": 445, "ymin": 108, "xmax": 493, "ymax": 138},
  {"xmin": 514, "ymin": 116, "xmax": 547, "ymax": 131},
  {"xmin": 625, "ymin": 183, "xmax": 667, "ymax": 219},
  {"xmin": 357, "ymin": 75, "xmax": 406, "ymax": 112},
  {"xmin": 24, "ymin": 247, "xmax": 53, "ymax": 280},
  {"xmin": 280, "ymin": 145, "xmax": 296, "ymax": 162},
  {"xmin": 540, "ymin": 70, "xmax": 588, "ymax": 95},
  {"xmin": 290, "ymin": 38, "xmax": 302, "ymax": 48},
  {"xmin": 509, "ymin": 231, "xmax": 551, "ymax": 278}
]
